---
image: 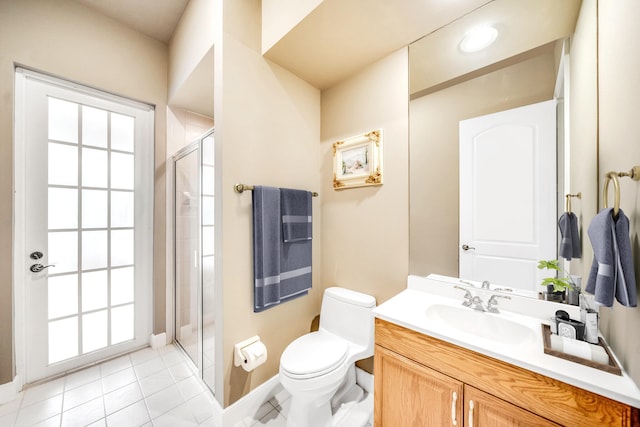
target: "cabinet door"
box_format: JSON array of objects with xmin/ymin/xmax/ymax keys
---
[
  {"xmin": 375, "ymin": 345, "xmax": 463, "ymax": 427},
  {"xmin": 464, "ymin": 386, "xmax": 561, "ymax": 427}
]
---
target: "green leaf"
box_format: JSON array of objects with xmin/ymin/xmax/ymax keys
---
[{"xmin": 537, "ymin": 259, "xmax": 561, "ymax": 271}]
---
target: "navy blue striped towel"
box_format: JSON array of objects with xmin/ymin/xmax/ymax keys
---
[
  {"xmin": 585, "ymin": 208, "xmax": 637, "ymax": 307},
  {"xmin": 558, "ymin": 212, "xmax": 581, "ymax": 260},
  {"xmin": 252, "ymin": 186, "xmax": 312, "ymax": 312}
]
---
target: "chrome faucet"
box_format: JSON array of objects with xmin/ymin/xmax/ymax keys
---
[
  {"xmin": 470, "ymin": 295, "xmax": 487, "ymax": 312},
  {"xmin": 487, "ymin": 294, "xmax": 511, "ymax": 313},
  {"xmin": 453, "ymin": 285, "xmax": 473, "ymax": 308}
]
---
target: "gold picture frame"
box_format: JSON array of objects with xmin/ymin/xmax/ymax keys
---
[{"xmin": 332, "ymin": 129, "xmax": 383, "ymax": 190}]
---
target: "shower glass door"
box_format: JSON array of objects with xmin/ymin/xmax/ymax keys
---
[{"xmin": 173, "ymin": 129, "xmax": 215, "ymax": 393}]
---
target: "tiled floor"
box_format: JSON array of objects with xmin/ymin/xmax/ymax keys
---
[
  {"xmin": 0, "ymin": 345, "xmax": 219, "ymax": 427},
  {"xmin": 0, "ymin": 344, "xmax": 373, "ymax": 427}
]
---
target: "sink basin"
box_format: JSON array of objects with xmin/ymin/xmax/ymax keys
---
[{"xmin": 425, "ymin": 304, "xmax": 536, "ymax": 345}]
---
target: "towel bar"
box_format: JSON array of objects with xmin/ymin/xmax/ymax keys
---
[
  {"xmin": 603, "ymin": 166, "xmax": 640, "ymax": 217},
  {"xmin": 234, "ymin": 183, "xmax": 319, "ymax": 197}
]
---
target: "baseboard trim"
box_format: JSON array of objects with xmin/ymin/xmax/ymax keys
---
[
  {"xmin": 0, "ymin": 375, "xmax": 23, "ymax": 405},
  {"xmin": 149, "ymin": 332, "xmax": 167, "ymax": 350}
]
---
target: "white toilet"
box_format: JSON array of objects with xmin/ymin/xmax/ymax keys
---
[{"xmin": 279, "ymin": 287, "xmax": 376, "ymax": 427}]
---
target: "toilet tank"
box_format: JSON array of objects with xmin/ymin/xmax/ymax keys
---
[{"xmin": 319, "ymin": 287, "xmax": 376, "ymax": 353}]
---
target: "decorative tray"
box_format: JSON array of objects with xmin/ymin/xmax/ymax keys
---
[{"xmin": 541, "ymin": 324, "xmax": 622, "ymax": 376}]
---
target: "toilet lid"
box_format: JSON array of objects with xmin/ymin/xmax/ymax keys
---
[{"xmin": 281, "ymin": 332, "xmax": 348, "ymax": 377}]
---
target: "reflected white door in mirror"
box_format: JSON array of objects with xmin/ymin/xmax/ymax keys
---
[{"xmin": 459, "ymin": 100, "xmax": 557, "ymax": 293}]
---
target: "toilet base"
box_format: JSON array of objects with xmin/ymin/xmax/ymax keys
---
[
  {"xmin": 332, "ymin": 385, "xmax": 372, "ymax": 427},
  {"xmin": 285, "ymin": 375, "xmax": 370, "ymax": 427},
  {"xmin": 286, "ymin": 395, "xmax": 332, "ymax": 427}
]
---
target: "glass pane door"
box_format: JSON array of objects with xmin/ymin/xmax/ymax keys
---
[
  {"xmin": 173, "ymin": 129, "xmax": 215, "ymax": 394},
  {"xmin": 175, "ymin": 148, "xmax": 201, "ymax": 369},
  {"xmin": 19, "ymin": 70, "xmax": 153, "ymax": 383}
]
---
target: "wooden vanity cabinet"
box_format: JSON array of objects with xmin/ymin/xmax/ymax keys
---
[{"xmin": 374, "ymin": 318, "xmax": 640, "ymax": 427}]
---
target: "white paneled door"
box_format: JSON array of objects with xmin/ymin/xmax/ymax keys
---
[
  {"xmin": 459, "ymin": 100, "xmax": 557, "ymax": 293},
  {"xmin": 15, "ymin": 70, "xmax": 154, "ymax": 383}
]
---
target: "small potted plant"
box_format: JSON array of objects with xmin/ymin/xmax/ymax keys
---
[{"xmin": 537, "ymin": 260, "xmax": 578, "ymax": 304}]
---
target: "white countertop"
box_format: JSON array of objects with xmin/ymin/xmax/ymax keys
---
[{"xmin": 373, "ymin": 275, "xmax": 640, "ymax": 408}]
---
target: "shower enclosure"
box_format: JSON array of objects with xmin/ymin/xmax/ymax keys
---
[{"xmin": 172, "ymin": 128, "xmax": 215, "ymax": 393}]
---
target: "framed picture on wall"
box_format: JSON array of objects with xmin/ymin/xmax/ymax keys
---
[{"xmin": 332, "ymin": 129, "xmax": 383, "ymax": 190}]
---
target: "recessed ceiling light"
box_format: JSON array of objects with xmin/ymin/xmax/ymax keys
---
[{"xmin": 459, "ymin": 26, "xmax": 498, "ymax": 53}]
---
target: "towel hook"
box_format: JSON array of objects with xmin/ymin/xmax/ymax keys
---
[
  {"xmin": 603, "ymin": 166, "xmax": 640, "ymax": 217},
  {"xmin": 565, "ymin": 192, "xmax": 581, "ymax": 213}
]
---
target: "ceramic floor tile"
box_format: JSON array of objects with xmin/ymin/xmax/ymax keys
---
[
  {"xmin": 134, "ymin": 357, "xmax": 167, "ymax": 381},
  {"xmin": 87, "ymin": 418, "xmax": 107, "ymax": 427},
  {"xmin": 267, "ymin": 388, "xmax": 290, "ymax": 412},
  {"xmin": 63, "ymin": 379, "xmax": 103, "ymax": 411},
  {"xmin": 199, "ymin": 418, "xmax": 219, "ymax": 427},
  {"xmin": 32, "ymin": 414, "xmax": 61, "ymax": 427},
  {"xmin": 5, "ymin": 344, "xmax": 312, "ymax": 427},
  {"xmin": 14, "ymin": 393, "xmax": 63, "ymax": 427},
  {"xmin": 60, "ymin": 396, "xmax": 105, "ymax": 427},
  {"xmin": 102, "ymin": 367, "xmax": 137, "ymax": 394},
  {"xmin": 252, "ymin": 407, "xmax": 287, "ymax": 427},
  {"xmin": 103, "ymin": 381, "xmax": 143, "ymax": 415},
  {"xmin": 138, "ymin": 369, "xmax": 174, "ymax": 398},
  {"xmin": 176, "ymin": 375, "xmax": 204, "ymax": 401},
  {"xmin": 129, "ymin": 348, "xmax": 160, "ymax": 366},
  {"xmin": 158, "ymin": 347, "xmax": 184, "ymax": 367},
  {"xmin": 150, "ymin": 401, "xmax": 198, "ymax": 427},
  {"xmin": 21, "ymin": 377, "xmax": 65, "ymax": 407},
  {"xmin": 168, "ymin": 361, "xmax": 195, "ymax": 382},
  {"xmin": 0, "ymin": 391, "xmax": 23, "ymax": 416},
  {"xmin": 65, "ymin": 365, "xmax": 102, "ymax": 391},
  {"xmin": 100, "ymin": 355, "xmax": 133, "ymax": 378},
  {"xmin": 240, "ymin": 401, "xmax": 277, "ymax": 427},
  {"xmin": 106, "ymin": 400, "xmax": 150, "ymax": 427},
  {"xmin": 144, "ymin": 383, "xmax": 184, "ymax": 419},
  {"xmin": 185, "ymin": 392, "xmax": 215, "ymax": 424},
  {"xmin": 0, "ymin": 410, "xmax": 18, "ymax": 426},
  {"xmin": 269, "ymin": 392, "xmax": 291, "ymax": 415}
]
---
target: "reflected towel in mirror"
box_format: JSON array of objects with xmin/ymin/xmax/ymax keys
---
[{"xmin": 558, "ymin": 212, "xmax": 581, "ymax": 260}]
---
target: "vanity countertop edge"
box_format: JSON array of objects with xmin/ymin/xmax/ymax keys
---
[{"xmin": 372, "ymin": 277, "xmax": 640, "ymax": 409}]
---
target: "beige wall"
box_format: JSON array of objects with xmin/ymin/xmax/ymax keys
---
[
  {"xmin": 219, "ymin": 0, "xmax": 322, "ymax": 407},
  {"xmin": 168, "ymin": 0, "xmax": 214, "ymax": 109},
  {"xmin": 166, "ymin": 108, "xmax": 214, "ymax": 159},
  {"xmin": 262, "ymin": 0, "xmax": 323, "ymax": 53},
  {"xmin": 320, "ymin": 48, "xmax": 409, "ymax": 306},
  {"xmin": 0, "ymin": 0, "xmax": 168, "ymax": 385},
  {"xmin": 409, "ymin": 47, "xmax": 558, "ymax": 278},
  {"xmin": 597, "ymin": 0, "xmax": 640, "ymax": 386}
]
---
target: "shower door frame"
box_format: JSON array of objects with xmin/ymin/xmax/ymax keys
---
[{"xmin": 168, "ymin": 128, "xmax": 217, "ymax": 396}]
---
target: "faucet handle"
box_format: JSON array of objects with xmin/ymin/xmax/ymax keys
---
[
  {"xmin": 487, "ymin": 294, "xmax": 511, "ymax": 313},
  {"xmin": 453, "ymin": 285, "xmax": 473, "ymax": 307}
]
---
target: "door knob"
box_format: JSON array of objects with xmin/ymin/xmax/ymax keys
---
[
  {"xmin": 461, "ymin": 244, "xmax": 476, "ymax": 251},
  {"xmin": 30, "ymin": 263, "xmax": 55, "ymax": 273}
]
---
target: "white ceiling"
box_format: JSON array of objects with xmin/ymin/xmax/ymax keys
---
[
  {"xmin": 68, "ymin": 0, "xmax": 581, "ymax": 104},
  {"xmin": 71, "ymin": 0, "xmax": 189, "ymax": 43}
]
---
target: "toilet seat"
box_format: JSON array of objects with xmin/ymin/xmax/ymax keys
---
[{"xmin": 280, "ymin": 332, "xmax": 348, "ymax": 379}]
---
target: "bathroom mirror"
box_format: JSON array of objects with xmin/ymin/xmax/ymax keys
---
[{"xmin": 408, "ymin": 0, "xmax": 586, "ymax": 297}]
